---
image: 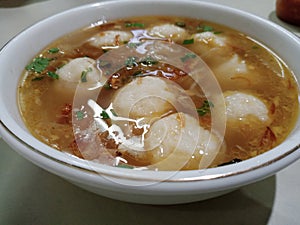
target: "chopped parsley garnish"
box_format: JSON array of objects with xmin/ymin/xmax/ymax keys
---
[
  {"xmin": 100, "ymin": 109, "xmax": 117, "ymax": 119},
  {"xmin": 116, "ymin": 164, "xmax": 134, "ymax": 169},
  {"xmin": 140, "ymin": 56, "xmax": 158, "ymax": 66},
  {"xmin": 197, "ymin": 100, "xmax": 214, "ymax": 116},
  {"xmin": 252, "ymin": 45, "xmax": 259, "ymax": 49},
  {"xmin": 81, "ymin": 67, "xmax": 92, "ymax": 83},
  {"xmin": 197, "ymin": 25, "xmax": 214, "ymax": 32},
  {"xmin": 125, "ymin": 22, "xmax": 145, "ymax": 28},
  {"xmin": 196, "ymin": 25, "xmax": 223, "ymax": 34},
  {"xmin": 125, "ymin": 56, "xmax": 138, "ymax": 67},
  {"xmin": 180, "ymin": 53, "xmax": 197, "ymax": 62},
  {"xmin": 127, "ymin": 42, "xmax": 142, "ymax": 48},
  {"xmin": 103, "ymin": 83, "xmax": 112, "ymax": 89},
  {"xmin": 81, "ymin": 72, "xmax": 87, "ymax": 83},
  {"xmin": 47, "ymin": 71, "xmax": 59, "ymax": 79},
  {"xmin": 25, "ymin": 57, "xmax": 51, "ymax": 73},
  {"xmin": 213, "ymin": 31, "xmax": 223, "ymax": 35},
  {"xmin": 31, "ymin": 76, "xmax": 44, "ymax": 81},
  {"xmin": 48, "ymin": 47, "xmax": 60, "ymax": 53},
  {"xmin": 183, "ymin": 38, "xmax": 194, "ymax": 45},
  {"xmin": 175, "ymin": 21, "xmax": 186, "ymax": 27},
  {"xmin": 100, "ymin": 110, "xmax": 110, "ymax": 119},
  {"xmin": 75, "ymin": 110, "xmax": 85, "ymax": 120}
]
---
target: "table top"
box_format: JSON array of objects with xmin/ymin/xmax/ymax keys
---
[{"xmin": 1, "ymin": 0, "xmax": 300, "ymax": 224}]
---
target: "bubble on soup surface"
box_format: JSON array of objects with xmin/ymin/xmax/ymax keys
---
[
  {"xmin": 143, "ymin": 112, "xmax": 224, "ymax": 170},
  {"xmin": 89, "ymin": 30, "xmax": 133, "ymax": 47},
  {"xmin": 147, "ymin": 24, "xmax": 187, "ymax": 42}
]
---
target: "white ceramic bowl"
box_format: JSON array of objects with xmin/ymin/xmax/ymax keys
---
[{"xmin": 0, "ymin": 0, "xmax": 300, "ymax": 205}]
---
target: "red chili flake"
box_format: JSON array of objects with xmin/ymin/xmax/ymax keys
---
[
  {"xmin": 260, "ymin": 126, "xmax": 276, "ymax": 148},
  {"xmin": 69, "ymin": 139, "xmax": 83, "ymax": 158},
  {"xmin": 57, "ymin": 103, "xmax": 72, "ymax": 124}
]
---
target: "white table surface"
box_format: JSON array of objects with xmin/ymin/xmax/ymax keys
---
[{"xmin": 0, "ymin": 0, "xmax": 300, "ymax": 224}]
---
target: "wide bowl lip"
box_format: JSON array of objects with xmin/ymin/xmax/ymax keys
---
[{"xmin": 0, "ymin": 0, "xmax": 300, "ymax": 185}]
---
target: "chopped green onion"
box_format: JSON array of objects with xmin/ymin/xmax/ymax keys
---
[
  {"xmin": 81, "ymin": 72, "xmax": 87, "ymax": 82},
  {"xmin": 81, "ymin": 67, "xmax": 92, "ymax": 83},
  {"xmin": 197, "ymin": 25, "xmax": 214, "ymax": 32},
  {"xmin": 48, "ymin": 47, "xmax": 60, "ymax": 53},
  {"xmin": 47, "ymin": 71, "xmax": 59, "ymax": 80},
  {"xmin": 103, "ymin": 83, "xmax": 112, "ymax": 89},
  {"xmin": 175, "ymin": 21, "xmax": 186, "ymax": 27},
  {"xmin": 183, "ymin": 38, "xmax": 194, "ymax": 45},
  {"xmin": 203, "ymin": 25, "xmax": 214, "ymax": 32},
  {"xmin": 25, "ymin": 57, "xmax": 51, "ymax": 73},
  {"xmin": 100, "ymin": 109, "xmax": 117, "ymax": 119},
  {"xmin": 31, "ymin": 76, "xmax": 44, "ymax": 81},
  {"xmin": 180, "ymin": 53, "xmax": 197, "ymax": 62},
  {"xmin": 127, "ymin": 42, "xmax": 142, "ymax": 48},
  {"xmin": 197, "ymin": 100, "xmax": 214, "ymax": 116},
  {"xmin": 125, "ymin": 22, "xmax": 145, "ymax": 28},
  {"xmin": 213, "ymin": 31, "xmax": 223, "ymax": 35},
  {"xmin": 140, "ymin": 56, "xmax": 158, "ymax": 66},
  {"xmin": 116, "ymin": 164, "xmax": 134, "ymax": 169},
  {"xmin": 100, "ymin": 110, "xmax": 110, "ymax": 119},
  {"xmin": 125, "ymin": 56, "xmax": 138, "ymax": 67},
  {"xmin": 75, "ymin": 110, "xmax": 85, "ymax": 120}
]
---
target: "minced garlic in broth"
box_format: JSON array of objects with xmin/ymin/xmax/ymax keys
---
[{"xmin": 18, "ymin": 15, "xmax": 299, "ymax": 170}]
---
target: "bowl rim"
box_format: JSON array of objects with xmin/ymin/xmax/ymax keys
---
[{"xmin": 0, "ymin": 0, "xmax": 300, "ymax": 185}]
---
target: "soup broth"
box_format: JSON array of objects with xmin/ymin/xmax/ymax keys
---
[{"xmin": 18, "ymin": 16, "xmax": 299, "ymax": 170}]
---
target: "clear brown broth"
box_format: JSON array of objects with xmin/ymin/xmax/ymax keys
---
[{"xmin": 18, "ymin": 16, "xmax": 299, "ymax": 170}]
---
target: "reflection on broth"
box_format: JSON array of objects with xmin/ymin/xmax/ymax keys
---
[{"xmin": 18, "ymin": 16, "xmax": 299, "ymax": 170}]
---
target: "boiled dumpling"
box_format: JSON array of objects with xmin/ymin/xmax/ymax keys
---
[
  {"xmin": 112, "ymin": 76, "xmax": 179, "ymax": 120},
  {"xmin": 54, "ymin": 57, "xmax": 104, "ymax": 99},
  {"xmin": 224, "ymin": 91, "xmax": 269, "ymax": 122},
  {"xmin": 224, "ymin": 91, "xmax": 273, "ymax": 151},
  {"xmin": 89, "ymin": 30, "xmax": 133, "ymax": 47},
  {"xmin": 212, "ymin": 54, "xmax": 255, "ymax": 89},
  {"xmin": 215, "ymin": 54, "xmax": 247, "ymax": 76},
  {"xmin": 144, "ymin": 112, "xmax": 224, "ymax": 170},
  {"xmin": 193, "ymin": 31, "xmax": 227, "ymax": 47},
  {"xmin": 147, "ymin": 24, "xmax": 188, "ymax": 42},
  {"xmin": 192, "ymin": 31, "xmax": 232, "ymax": 65},
  {"xmin": 56, "ymin": 57, "xmax": 102, "ymax": 83}
]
